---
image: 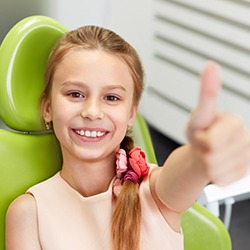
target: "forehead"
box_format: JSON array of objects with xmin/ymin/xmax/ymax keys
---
[{"xmin": 53, "ymin": 49, "xmax": 134, "ymax": 86}]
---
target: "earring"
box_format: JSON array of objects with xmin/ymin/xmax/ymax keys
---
[
  {"xmin": 45, "ymin": 121, "xmax": 51, "ymax": 130},
  {"xmin": 126, "ymin": 125, "xmax": 133, "ymax": 136}
]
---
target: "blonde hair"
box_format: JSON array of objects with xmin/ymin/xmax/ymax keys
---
[{"xmin": 41, "ymin": 26, "xmax": 144, "ymax": 250}]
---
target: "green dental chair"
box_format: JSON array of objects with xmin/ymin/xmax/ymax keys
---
[{"xmin": 0, "ymin": 16, "xmax": 231, "ymax": 250}]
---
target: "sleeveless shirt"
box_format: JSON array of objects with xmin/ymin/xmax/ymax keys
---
[{"xmin": 27, "ymin": 169, "xmax": 183, "ymax": 249}]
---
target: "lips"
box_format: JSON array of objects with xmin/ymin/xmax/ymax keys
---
[{"xmin": 74, "ymin": 129, "xmax": 106, "ymax": 138}]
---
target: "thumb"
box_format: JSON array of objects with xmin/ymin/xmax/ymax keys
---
[{"xmin": 191, "ymin": 61, "xmax": 221, "ymax": 130}]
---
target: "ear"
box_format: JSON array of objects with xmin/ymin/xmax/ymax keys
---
[
  {"xmin": 128, "ymin": 105, "xmax": 138, "ymax": 126},
  {"xmin": 43, "ymin": 100, "xmax": 52, "ymax": 122}
]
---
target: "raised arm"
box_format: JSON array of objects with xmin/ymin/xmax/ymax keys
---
[{"xmin": 153, "ymin": 62, "xmax": 250, "ymax": 213}]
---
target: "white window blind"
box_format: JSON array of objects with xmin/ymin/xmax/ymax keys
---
[{"xmin": 142, "ymin": 0, "xmax": 250, "ymax": 143}]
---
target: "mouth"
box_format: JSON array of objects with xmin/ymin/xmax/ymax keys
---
[{"xmin": 74, "ymin": 129, "xmax": 106, "ymax": 138}]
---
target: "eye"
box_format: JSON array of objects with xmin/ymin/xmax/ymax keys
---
[
  {"xmin": 104, "ymin": 95, "xmax": 120, "ymax": 102},
  {"xmin": 68, "ymin": 91, "xmax": 84, "ymax": 98}
]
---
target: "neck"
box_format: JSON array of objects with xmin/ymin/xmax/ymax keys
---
[{"xmin": 60, "ymin": 155, "xmax": 116, "ymax": 197}]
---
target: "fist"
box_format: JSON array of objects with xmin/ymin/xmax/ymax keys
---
[{"xmin": 186, "ymin": 62, "xmax": 250, "ymax": 186}]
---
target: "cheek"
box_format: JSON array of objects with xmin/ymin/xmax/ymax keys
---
[
  {"xmin": 50, "ymin": 95, "xmax": 74, "ymax": 122},
  {"xmin": 51, "ymin": 112, "xmax": 67, "ymax": 140},
  {"xmin": 113, "ymin": 109, "xmax": 132, "ymax": 134},
  {"xmin": 50, "ymin": 102, "xmax": 71, "ymax": 133}
]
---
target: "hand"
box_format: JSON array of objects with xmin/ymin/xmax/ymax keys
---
[{"xmin": 186, "ymin": 61, "xmax": 250, "ymax": 186}]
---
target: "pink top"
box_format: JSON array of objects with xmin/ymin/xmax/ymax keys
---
[{"xmin": 27, "ymin": 168, "xmax": 183, "ymax": 249}]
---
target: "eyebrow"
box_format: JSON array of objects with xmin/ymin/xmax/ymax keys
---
[
  {"xmin": 61, "ymin": 81, "xmax": 127, "ymax": 92},
  {"xmin": 61, "ymin": 81, "xmax": 86, "ymax": 88},
  {"xmin": 103, "ymin": 85, "xmax": 127, "ymax": 92}
]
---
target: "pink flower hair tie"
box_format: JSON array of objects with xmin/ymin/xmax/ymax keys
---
[{"xmin": 113, "ymin": 148, "xmax": 150, "ymax": 197}]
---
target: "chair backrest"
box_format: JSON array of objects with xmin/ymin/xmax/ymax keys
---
[
  {"xmin": 0, "ymin": 16, "xmax": 67, "ymax": 250},
  {"xmin": 0, "ymin": 15, "xmax": 232, "ymax": 250}
]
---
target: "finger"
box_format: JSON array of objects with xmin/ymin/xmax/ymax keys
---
[{"xmin": 191, "ymin": 61, "xmax": 222, "ymax": 130}]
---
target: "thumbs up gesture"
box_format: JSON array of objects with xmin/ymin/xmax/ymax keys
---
[{"xmin": 186, "ymin": 62, "xmax": 250, "ymax": 186}]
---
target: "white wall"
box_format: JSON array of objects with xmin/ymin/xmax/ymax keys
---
[
  {"xmin": 46, "ymin": 0, "xmax": 109, "ymax": 30},
  {"xmin": 108, "ymin": 0, "xmax": 154, "ymax": 83},
  {"xmin": 107, "ymin": 0, "xmax": 155, "ymax": 113}
]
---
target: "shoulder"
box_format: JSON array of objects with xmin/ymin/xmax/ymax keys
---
[
  {"xmin": 6, "ymin": 194, "xmax": 41, "ymax": 249},
  {"xmin": 7, "ymin": 193, "xmax": 37, "ymax": 220}
]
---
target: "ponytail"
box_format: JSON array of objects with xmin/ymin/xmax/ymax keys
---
[
  {"xmin": 111, "ymin": 136, "xmax": 149, "ymax": 250},
  {"xmin": 111, "ymin": 180, "xmax": 141, "ymax": 250}
]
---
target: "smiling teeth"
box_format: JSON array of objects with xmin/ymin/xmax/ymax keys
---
[{"xmin": 75, "ymin": 130, "xmax": 105, "ymax": 138}]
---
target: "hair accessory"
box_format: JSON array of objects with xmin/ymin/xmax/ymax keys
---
[{"xmin": 113, "ymin": 148, "xmax": 150, "ymax": 197}]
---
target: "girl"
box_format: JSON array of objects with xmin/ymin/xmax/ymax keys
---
[{"xmin": 6, "ymin": 26, "xmax": 250, "ymax": 250}]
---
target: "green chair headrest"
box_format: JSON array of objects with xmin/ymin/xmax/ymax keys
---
[{"xmin": 0, "ymin": 15, "xmax": 68, "ymax": 132}]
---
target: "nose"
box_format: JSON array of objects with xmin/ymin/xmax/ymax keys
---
[{"xmin": 81, "ymin": 98, "xmax": 104, "ymax": 120}]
